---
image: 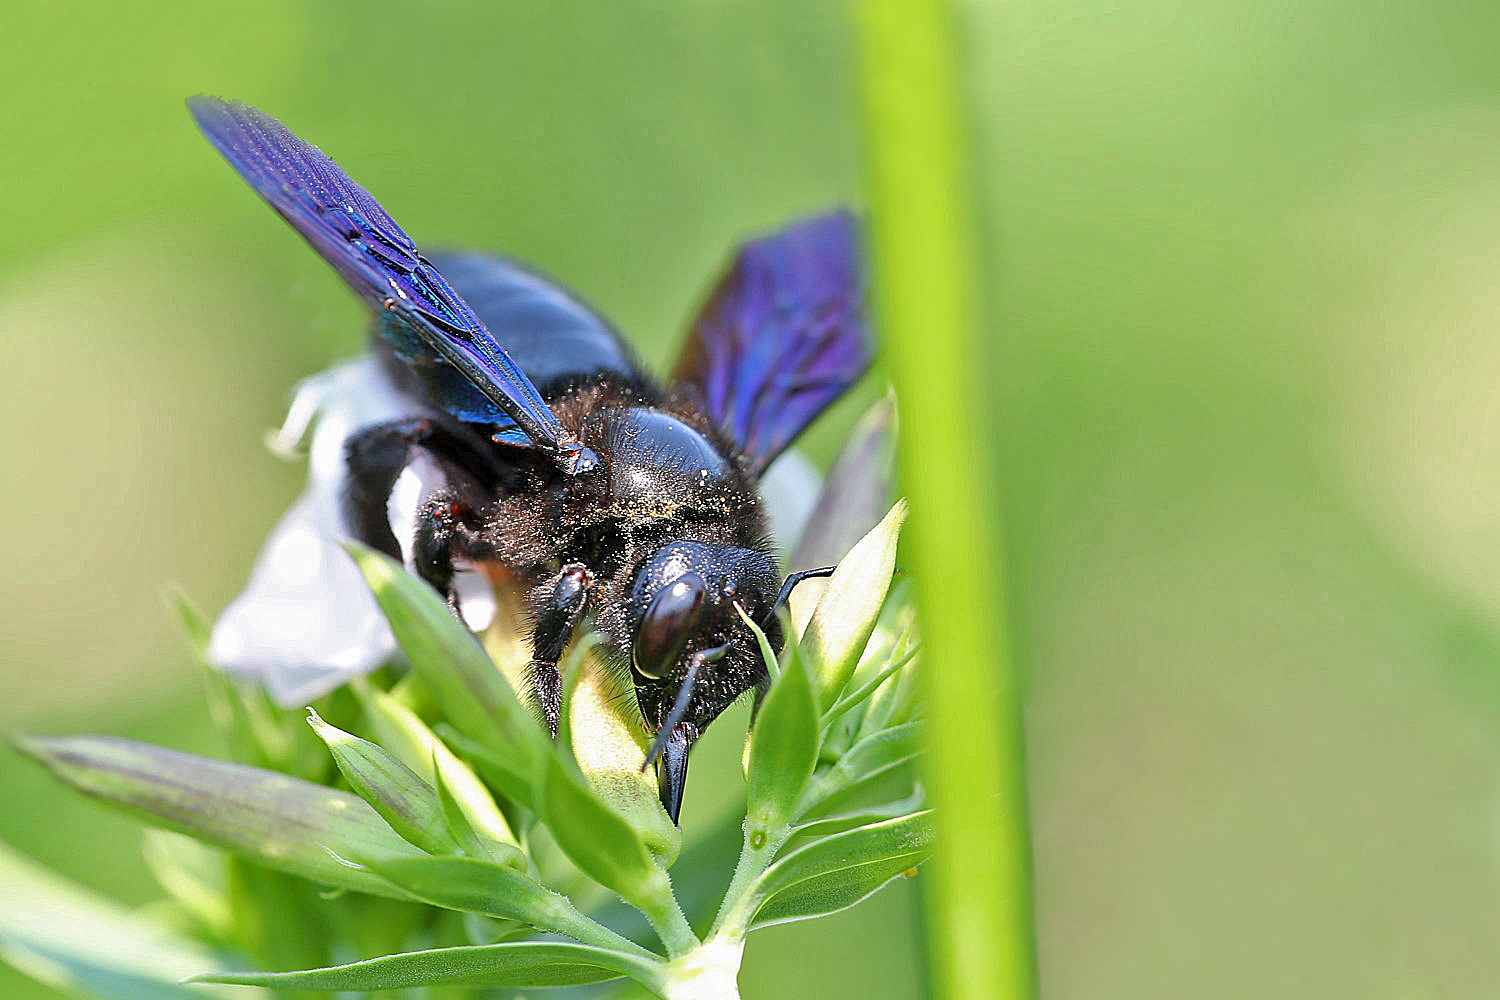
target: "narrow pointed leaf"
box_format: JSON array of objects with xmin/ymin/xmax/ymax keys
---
[
  {"xmin": 859, "ymin": 637, "xmax": 921, "ymax": 738},
  {"xmin": 801, "ymin": 722, "xmax": 923, "ymax": 817},
  {"xmin": 825, "ymin": 629, "xmax": 918, "ymax": 728},
  {"xmin": 804, "ymin": 764, "xmax": 920, "ymax": 824},
  {"xmin": 365, "ymin": 856, "xmax": 564, "ymax": 926},
  {"xmin": 745, "ymin": 638, "xmax": 820, "ymax": 832},
  {"xmin": 357, "ymin": 682, "xmax": 519, "ymax": 848},
  {"xmin": 836, "ymin": 721, "xmax": 923, "ymax": 784},
  {"xmin": 747, "ymin": 811, "xmax": 934, "ymax": 914},
  {"xmin": 434, "ymin": 724, "xmax": 537, "ymax": 813},
  {"xmin": 307, "ymin": 709, "xmax": 457, "ymax": 854},
  {"xmin": 736, "ymin": 603, "xmax": 781, "ymax": 681},
  {"xmin": 790, "ymin": 787, "xmax": 927, "ymax": 841},
  {"xmin": 191, "ymin": 941, "xmax": 662, "ymax": 991},
  {"xmin": 18, "ymin": 735, "xmax": 424, "ymax": 899},
  {"xmin": 432, "ymin": 753, "xmax": 488, "ymax": 860},
  {"xmin": 369, "ymin": 855, "xmax": 650, "ymax": 958},
  {"xmin": 345, "ymin": 544, "xmax": 548, "ymax": 796},
  {"xmin": 554, "ymin": 629, "xmax": 595, "ymax": 764},
  {"xmin": 752, "ymin": 852, "xmax": 927, "ymax": 929},
  {"xmin": 430, "ymin": 751, "xmax": 526, "ymax": 868},
  {"xmin": 163, "ymin": 586, "xmax": 212, "ymax": 660},
  {"xmin": 738, "ymin": 606, "xmax": 784, "ymax": 780},
  {"xmin": 801, "ymin": 500, "xmax": 908, "ymax": 706}
]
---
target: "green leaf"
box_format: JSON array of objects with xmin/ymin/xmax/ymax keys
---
[
  {"xmin": 752, "ymin": 853, "xmax": 927, "ymax": 929},
  {"xmin": 307, "ymin": 708, "xmax": 458, "ymax": 854},
  {"xmin": 747, "ymin": 811, "xmax": 934, "ymax": 915},
  {"xmin": 560, "ymin": 638, "xmax": 682, "ymax": 864},
  {"xmin": 736, "ymin": 602, "xmax": 782, "ymax": 682},
  {"xmin": 838, "ymin": 720, "xmax": 923, "ymax": 782},
  {"xmin": 858, "ymin": 647, "xmax": 921, "ymax": 739},
  {"xmin": 18, "ymin": 734, "xmax": 424, "ymax": 899},
  {"xmin": 434, "ymin": 724, "xmax": 538, "ymax": 817},
  {"xmin": 345, "ymin": 544, "xmax": 549, "ymax": 804},
  {"xmin": 540, "ymin": 752, "xmax": 662, "ymax": 910},
  {"xmin": 432, "ymin": 761, "xmax": 489, "ymax": 859},
  {"xmin": 800, "ymin": 722, "xmax": 923, "ymax": 818},
  {"xmin": 368, "ymin": 855, "xmax": 654, "ymax": 959},
  {"xmin": 357, "ymin": 681, "xmax": 520, "ymax": 850},
  {"xmin": 801, "ymin": 500, "xmax": 908, "ymax": 707},
  {"xmin": 789, "ymin": 786, "xmax": 927, "ymax": 842},
  {"xmin": 0, "ymin": 839, "xmax": 239, "ymax": 1000},
  {"xmin": 365, "ymin": 855, "xmax": 564, "ymax": 926},
  {"xmin": 430, "ymin": 751, "xmax": 527, "ymax": 869},
  {"xmin": 555, "ymin": 629, "xmax": 598, "ymax": 764},
  {"xmin": 191, "ymin": 940, "xmax": 663, "ymax": 991},
  {"xmin": 745, "ymin": 636, "xmax": 820, "ymax": 832},
  {"xmin": 825, "ymin": 627, "xmax": 918, "ymax": 728}
]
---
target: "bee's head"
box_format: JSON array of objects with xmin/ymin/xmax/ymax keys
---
[{"xmin": 624, "ymin": 539, "xmax": 782, "ymax": 822}]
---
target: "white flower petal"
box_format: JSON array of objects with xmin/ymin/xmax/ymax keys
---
[
  {"xmin": 209, "ymin": 492, "xmax": 397, "ymax": 706},
  {"xmin": 265, "ymin": 370, "xmax": 331, "ymax": 460},
  {"xmin": 209, "ymin": 356, "xmax": 498, "ymax": 706}
]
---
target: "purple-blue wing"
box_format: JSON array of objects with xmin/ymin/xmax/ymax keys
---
[
  {"xmin": 189, "ymin": 97, "xmax": 593, "ymax": 473},
  {"xmin": 674, "ymin": 210, "xmax": 871, "ymax": 474}
]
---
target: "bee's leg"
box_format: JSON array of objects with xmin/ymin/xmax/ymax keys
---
[
  {"xmin": 407, "ymin": 489, "xmax": 507, "ymax": 616},
  {"xmin": 343, "ymin": 417, "xmax": 503, "ymax": 561},
  {"xmin": 527, "ymin": 564, "xmax": 594, "ymax": 736}
]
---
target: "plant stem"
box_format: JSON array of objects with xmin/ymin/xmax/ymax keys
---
[
  {"xmin": 857, "ymin": 2, "xmax": 1039, "ymax": 1000},
  {"xmin": 548, "ymin": 898, "xmax": 662, "ymax": 961},
  {"xmin": 634, "ymin": 872, "xmax": 700, "ymax": 957},
  {"xmin": 708, "ymin": 824, "xmax": 789, "ymax": 942}
]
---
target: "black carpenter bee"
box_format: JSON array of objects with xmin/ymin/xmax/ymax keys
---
[{"xmin": 190, "ymin": 97, "xmax": 869, "ymax": 822}]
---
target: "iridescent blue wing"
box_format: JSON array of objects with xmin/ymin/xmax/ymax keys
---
[
  {"xmin": 188, "ymin": 97, "xmax": 597, "ymax": 474},
  {"xmin": 673, "ymin": 210, "xmax": 871, "ymax": 474}
]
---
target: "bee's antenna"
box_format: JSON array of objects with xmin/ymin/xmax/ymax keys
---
[
  {"xmin": 764, "ymin": 565, "xmax": 837, "ymax": 625},
  {"xmin": 640, "ymin": 643, "xmax": 729, "ymax": 774}
]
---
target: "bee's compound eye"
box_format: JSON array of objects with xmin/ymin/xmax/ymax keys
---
[{"xmin": 633, "ymin": 572, "xmax": 707, "ymax": 680}]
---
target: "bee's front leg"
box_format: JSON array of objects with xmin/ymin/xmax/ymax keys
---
[
  {"xmin": 527, "ymin": 563, "xmax": 594, "ymax": 736},
  {"xmin": 410, "ymin": 491, "xmax": 500, "ymax": 616}
]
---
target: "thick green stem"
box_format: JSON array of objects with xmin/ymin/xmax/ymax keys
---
[
  {"xmin": 633, "ymin": 872, "xmax": 700, "ymax": 958},
  {"xmin": 857, "ymin": 2, "xmax": 1038, "ymax": 1000},
  {"xmin": 547, "ymin": 897, "xmax": 662, "ymax": 961},
  {"xmin": 708, "ymin": 824, "xmax": 789, "ymax": 942}
]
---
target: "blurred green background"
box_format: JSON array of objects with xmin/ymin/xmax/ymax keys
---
[{"xmin": 4, "ymin": 0, "xmax": 1500, "ymax": 996}]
